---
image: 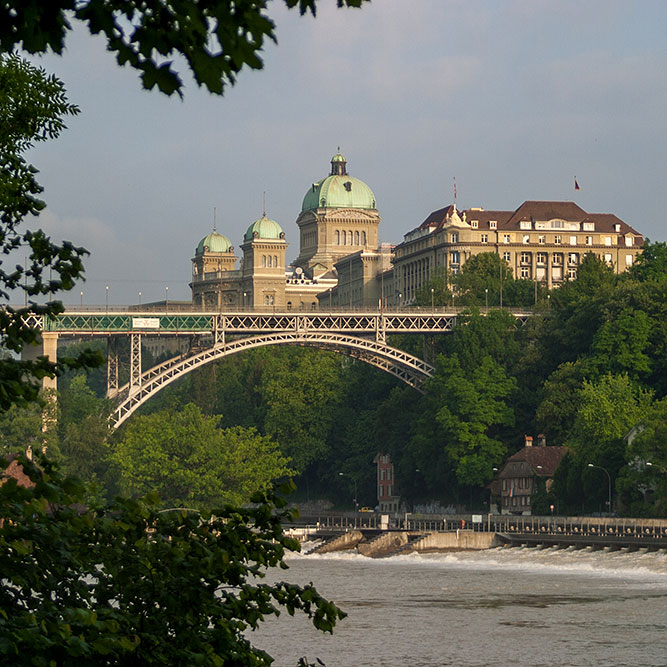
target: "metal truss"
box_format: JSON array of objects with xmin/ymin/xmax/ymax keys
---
[
  {"xmin": 129, "ymin": 334, "xmax": 142, "ymax": 396},
  {"xmin": 106, "ymin": 337, "xmax": 119, "ymax": 398},
  {"xmin": 111, "ymin": 332, "xmax": 435, "ymax": 430},
  {"xmin": 36, "ymin": 309, "xmax": 533, "ymax": 338}
]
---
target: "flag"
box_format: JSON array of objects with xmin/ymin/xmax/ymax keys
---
[
  {"xmin": 575, "ymin": 178, "xmax": 580, "ymax": 191},
  {"xmin": 453, "ymin": 177, "xmax": 457, "ymax": 201}
]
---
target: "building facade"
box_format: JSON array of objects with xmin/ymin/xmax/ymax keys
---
[
  {"xmin": 190, "ymin": 154, "xmax": 644, "ymax": 311},
  {"xmin": 492, "ymin": 435, "xmax": 568, "ymax": 515},
  {"xmin": 190, "ymin": 152, "xmax": 378, "ymax": 310},
  {"xmin": 393, "ymin": 201, "xmax": 644, "ymax": 303}
]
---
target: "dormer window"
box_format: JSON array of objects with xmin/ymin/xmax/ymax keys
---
[{"xmin": 490, "ymin": 221, "xmax": 497, "ymax": 229}]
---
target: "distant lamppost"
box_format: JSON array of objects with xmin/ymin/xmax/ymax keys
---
[
  {"xmin": 431, "ymin": 287, "xmax": 434, "ymax": 312},
  {"xmin": 646, "ymin": 462, "xmax": 667, "ymax": 473},
  {"xmin": 80, "ymin": 291, "xmax": 83, "ymax": 307},
  {"xmin": 587, "ymin": 463, "xmax": 612, "ymax": 514},
  {"xmin": 165, "ymin": 286, "xmax": 169, "ymax": 313},
  {"xmin": 329, "ymin": 287, "xmax": 332, "ymax": 311},
  {"xmin": 485, "ymin": 287, "xmax": 489, "ymax": 312},
  {"xmin": 105, "ymin": 285, "xmax": 109, "ymax": 314},
  {"xmin": 338, "ymin": 472, "xmax": 358, "ymax": 512},
  {"xmin": 243, "ymin": 291, "xmax": 247, "ymax": 310},
  {"xmin": 398, "ymin": 292, "xmax": 402, "ymax": 308},
  {"xmin": 138, "ymin": 291, "xmax": 142, "ymax": 306}
]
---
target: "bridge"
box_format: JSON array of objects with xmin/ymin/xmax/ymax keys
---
[{"xmin": 26, "ymin": 307, "xmax": 532, "ymax": 429}]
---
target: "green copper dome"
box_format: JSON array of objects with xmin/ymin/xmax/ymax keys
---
[
  {"xmin": 196, "ymin": 230, "xmax": 233, "ymax": 255},
  {"xmin": 244, "ymin": 215, "xmax": 285, "ymax": 242},
  {"xmin": 302, "ymin": 153, "xmax": 376, "ymax": 212}
]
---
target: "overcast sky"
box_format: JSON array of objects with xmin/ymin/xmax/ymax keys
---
[{"xmin": 25, "ymin": 0, "xmax": 667, "ymax": 306}]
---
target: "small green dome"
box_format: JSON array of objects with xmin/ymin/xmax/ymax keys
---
[
  {"xmin": 302, "ymin": 153, "xmax": 376, "ymax": 212},
  {"xmin": 244, "ymin": 215, "xmax": 284, "ymax": 242},
  {"xmin": 196, "ymin": 230, "xmax": 233, "ymax": 255}
]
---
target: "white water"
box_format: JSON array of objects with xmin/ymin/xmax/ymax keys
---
[{"xmin": 251, "ymin": 547, "xmax": 667, "ymax": 666}]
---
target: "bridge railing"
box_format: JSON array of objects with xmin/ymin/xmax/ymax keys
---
[{"xmin": 19, "ymin": 304, "xmax": 535, "ymax": 316}]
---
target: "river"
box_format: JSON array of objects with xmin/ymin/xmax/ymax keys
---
[{"xmin": 251, "ymin": 546, "xmax": 667, "ymax": 666}]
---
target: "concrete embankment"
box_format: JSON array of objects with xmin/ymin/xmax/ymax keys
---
[
  {"xmin": 308, "ymin": 529, "xmax": 500, "ymax": 557},
  {"xmin": 314, "ymin": 529, "xmax": 365, "ymax": 554},
  {"xmin": 411, "ymin": 530, "xmax": 502, "ymax": 552},
  {"xmin": 358, "ymin": 531, "xmax": 410, "ymax": 557}
]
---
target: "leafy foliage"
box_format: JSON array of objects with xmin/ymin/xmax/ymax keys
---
[
  {"xmin": 0, "ymin": 455, "xmax": 344, "ymax": 665},
  {"xmin": 0, "ymin": 53, "xmax": 103, "ymax": 410},
  {"xmin": 1, "ymin": 0, "xmax": 368, "ymax": 97},
  {"xmin": 111, "ymin": 403, "xmax": 294, "ymax": 507},
  {"xmin": 418, "ymin": 353, "xmax": 515, "ymax": 487}
]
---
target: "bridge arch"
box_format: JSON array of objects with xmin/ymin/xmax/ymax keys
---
[{"xmin": 112, "ymin": 332, "xmax": 434, "ymax": 429}]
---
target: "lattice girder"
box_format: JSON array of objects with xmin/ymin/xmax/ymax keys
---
[{"xmin": 112, "ymin": 332, "xmax": 434, "ymax": 429}]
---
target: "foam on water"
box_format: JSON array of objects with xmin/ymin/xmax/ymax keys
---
[{"xmin": 291, "ymin": 544, "xmax": 667, "ymax": 583}]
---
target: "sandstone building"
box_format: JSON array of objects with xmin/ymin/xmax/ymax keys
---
[{"xmin": 190, "ymin": 153, "xmax": 644, "ymax": 310}]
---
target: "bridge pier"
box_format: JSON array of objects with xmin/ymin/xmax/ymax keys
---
[
  {"xmin": 21, "ymin": 332, "xmax": 59, "ymax": 392},
  {"xmin": 129, "ymin": 333, "xmax": 142, "ymax": 396},
  {"xmin": 106, "ymin": 337, "xmax": 119, "ymax": 398}
]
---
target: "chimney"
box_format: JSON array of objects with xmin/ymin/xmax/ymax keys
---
[
  {"xmin": 524, "ymin": 435, "xmax": 533, "ymax": 447},
  {"xmin": 537, "ymin": 434, "xmax": 546, "ymax": 447}
]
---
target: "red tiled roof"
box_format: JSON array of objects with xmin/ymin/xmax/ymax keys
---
[
  {"xmin": 498, "ymin": 445, "xmax": 568, "ymax": 479},
  {"xmin": 405, "ymin": 200, "xmax": 642, "ymax": 240},
  {"xmin": 1, "ymin": 457, "xmax": 36, "ymax": 489}
]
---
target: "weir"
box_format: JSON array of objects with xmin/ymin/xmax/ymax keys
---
[{"xmin": 290, "ymin": 513, "xmax": 667, "ymax": 556}]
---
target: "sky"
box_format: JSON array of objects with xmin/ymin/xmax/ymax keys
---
[{"xmin": 23, "ymin": 0, "xmax": 667, "ymax": 306}]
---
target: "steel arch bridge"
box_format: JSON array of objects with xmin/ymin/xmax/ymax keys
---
[
  {"xmin": 111, "ymin": 331, "xmax": 435, "ymax": 429},
  {"xmin": 27, "ymin": 308, "xmax": 532, "ymax": 429}
]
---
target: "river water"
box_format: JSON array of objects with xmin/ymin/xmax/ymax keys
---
[{"xmin": 251, "ymin": 546, "xmax": 667, "ymax": 666}]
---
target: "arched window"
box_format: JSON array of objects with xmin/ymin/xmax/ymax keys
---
[
  {"xmin": 262, "ymin": 255, "xmax": 266, "ymax": 267},
  {"xmin": 287, "ymin": 301, "xmax": 292, "ymax": 311},
  {"xmin": 335, "ymin": 230, "xmax": 340, "ymax": 245},
  {"xmin": 362, "ymin": 231, "xmax": 366, "ymax": 245},
  {"xmin": 273, "ymin": 255, "xmax": 278, "ymax": 267},
  {"xmin": 354, "ymin": 231, "xmax": 360, "ymax": 245},
  {"xmin": 348, "ymin": 231, "xmax": 353, "ymax": 245}
]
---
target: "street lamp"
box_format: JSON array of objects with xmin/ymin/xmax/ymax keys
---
[
  {"xmin": 243, "ymin": 291, "xmax": 247, "ymax": 310},
  {"xmin": 138, "ymin": 291, "xmax": 142, "ymax": 306},
  {"xmin": 165, "ymin": 286, "xmax": 169, "ymax": 313},
  {"xmin": 105, "ymin": 285, "xmax": 109, "ymax": 313},
  {"xmin": 587, "ymin": 463, "xmax": 612, "ymax": 514},
  {"xmin": 431, "ymin": 287, "xmax": 434, "ymax": 312},
  {"xmin": 646, "ymin": 462, "xmax": 667, "ymax": 473},
  {"xmin": 338, "ymin": 472, "xmax": 358, "ymax": 512},
  {"xmin": 80, "ymin": 291, "xmax": 83, "ymax": 307},
  {"xmin": 485, "ymin": 287, "xmax": 488, "ymax": 312}
]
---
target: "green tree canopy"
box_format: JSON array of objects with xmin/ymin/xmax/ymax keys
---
[
  {"xmin": 258, "ymin": 348, "xmax": 343, "ymax": 473},
  {"xmin": 0, "ymin": 456, "xmax": 344, "ymax": 665},
  {"xmin": 627, "ymin": 240, "xmax": 667, "ymax": 282},
  {"xmin": 420, "ymin": 353, "xmax": 516, "ymax": 487},
  {"xmin": 0, "ymin": 54, "xmax": 102, "ymax": 410},
  {"xmin": 2, "ymin": 0, "xmax": 367, "ymax": 97},
  {"xmin": 111, "ymin": 403, "xmax": 294, "ymax": 508},
  {"xmin": 567, "ymin": 373, "xmax": 653, "ymax": 471}
]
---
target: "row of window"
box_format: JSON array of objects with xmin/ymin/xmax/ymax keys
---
[
  {"xmin": 502, "ymin": 495, "xmax": 531, "ymax": 507},
  {"xmin": 378, "ymin": 484, "xmax": 393, "ymax": 498},
  {"xmin": 286, "ymin": 301, "xmax": 317, "ymax": 311},
  {"xmin": 468, "ymin": 233, "xmax": 631, "ymax": 247},
  {"xmin": 334, "ymin": 230, "xmax": 367, "ymax": 246},
  {"xmin": 261, "ymin": 255, "xmax": 279, "ymax": 268},
  {"xmin": 502, "ymin": 478, "xmax": 533, "ymax": 491},
  {"xmin": 379, "ymin": 468, "xmax": 392, "ymax": 481}
]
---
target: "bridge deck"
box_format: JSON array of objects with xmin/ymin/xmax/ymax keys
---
[{"xmin": 27, "ymin": 308, "xmax": 533, "ymax": 335}]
